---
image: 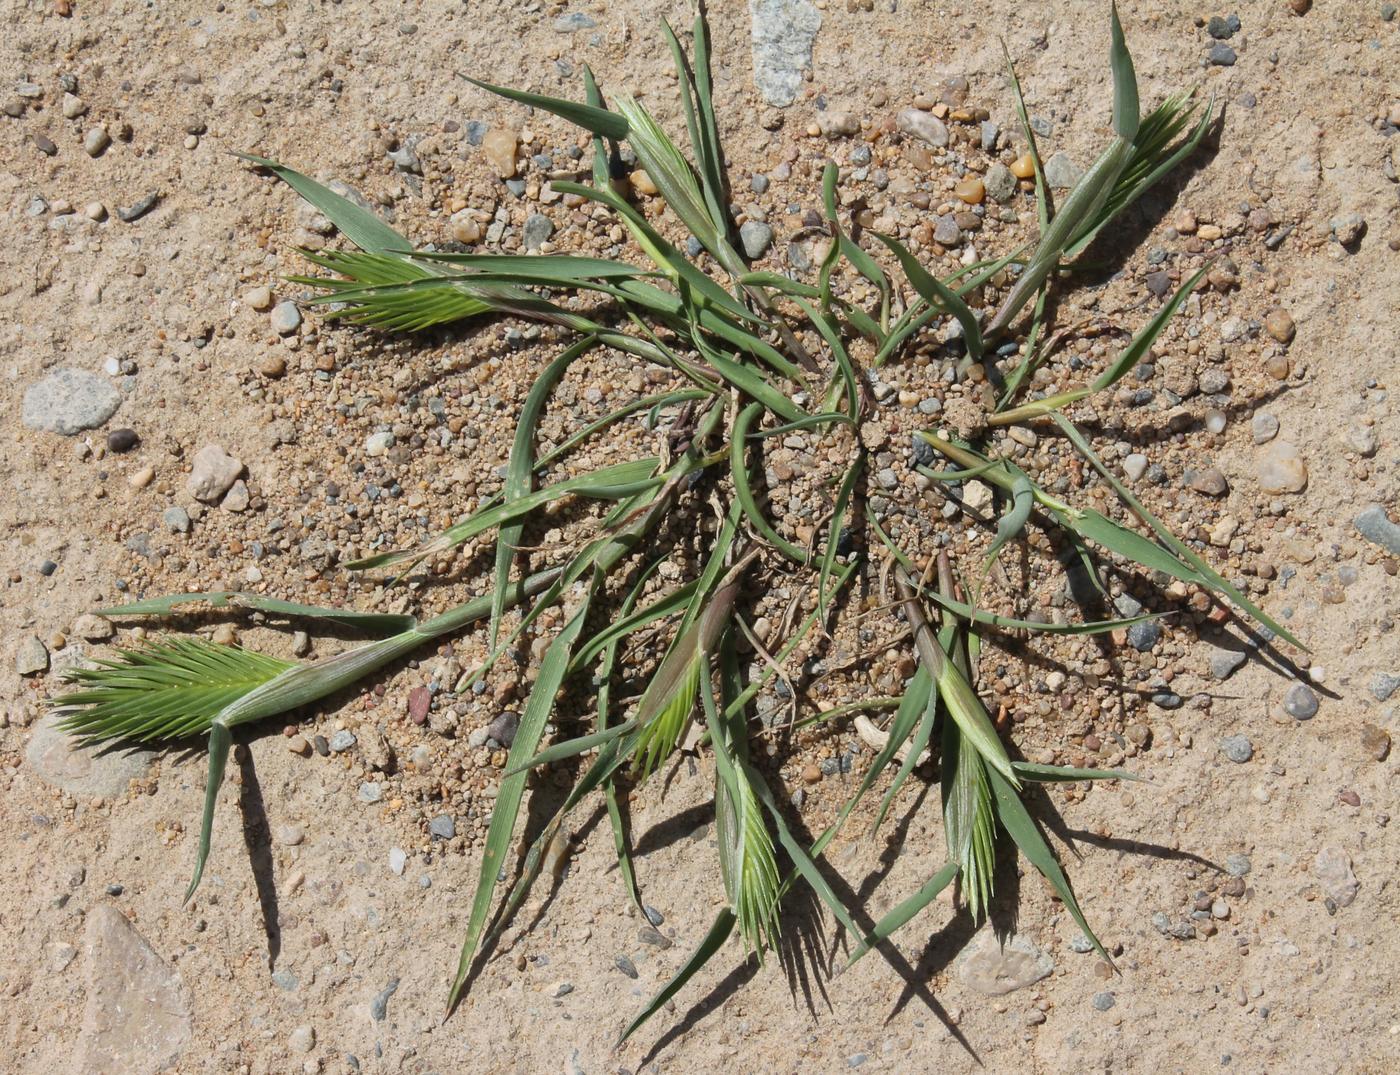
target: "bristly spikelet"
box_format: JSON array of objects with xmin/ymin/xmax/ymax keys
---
[{"xmin": 55, "ymin": 637, "xmax": 294, "ymax": 744}]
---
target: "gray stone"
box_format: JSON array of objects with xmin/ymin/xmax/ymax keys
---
[
  {"xmin": 1371, "ymin": 672, "xmax": 1400, "ymax": 702},
  {"xmin": 895, "ymin": 108, "xmax": 949, "ymax": 148},
  {"xmin": 1208, "ymin": 43, "xmax": 1236, "ymax": 66},
  {"xmin": 289, "ymin": 1025, "xmax": 316, "ymax": 1053},
  {"xmin": 522, "ymin": 213, "xmax": 555, "ymax": 250},
  {"xmin": 389, "ymin": 847, "xmax": 407, "ymax": 875},
  {"xmin": 1282, "ymin": 683, "xmax": 1318, "ymax": 720},
  {"xmin": 370, "ymin": 978, "xmax": 400, "ymax": 1021},
  {"xmin": 1355, "ymin": 505, "xmax": 1400, "ymax": 557},
  {"xmin": 1127, "ymin": 622, "xmax": 1161, "ymax": 652},
  {"xmin": 1068, "ymin": 934, "xmax": 1094, "ymax": 954},
  {"xmin": 739, "ymin": 220, "xmax": 774, "ymax": 259},
  {"xmin": 1220, "ymin": 735, "xmax": 1253, "ymax": 763},
  {"xmin": 272, "ymin": 968, "xmax": 299, "ymax": 991},
  {"xmin": 365, "ymin": 430, "xmax": 394, "ymax": 457},
  {"xmin": 22, "ymin": 369, "xmax": 122, "ymax": 435},
  {"xmin": 749, "ymin": 0, "xmax": 821, "ymax": 107},
  {"xmin": 187, "ymin": 444, "xmax": 244, "ymax": 503},
  {"xmin": 1256, "ymin": 440, "xmax": 1307, "ymax": 494},
  {"xmin": 486, "ymin": 710, "xmax": 519, "ymax": 747},
  {"xmin": 16, "ymin": 634, "xmax": 49, "ymax": 675},
  {"xmin": 956, "ymin": 929, "xmax": 1054, "ymax": 995},
  {"xmin": 328, "ymin": 729, "xmax": 356, "ymax": 752},
  {"xmin": 162, "ymin": 506, "xmax": 191, "ymax": 534},
  {"xmin": 932, "ymin": 215, "xmax": 961, "ymax": 246},
  {"xmin": 77, "ymin": 905, "xmax": 192, "ymax": 1075},
  {"xmin": 1209, "ymin": 645, "xmax": 1247, "ymax": 680},
  {"xmin": 1225, "ymin": 853, "xmax": 1251, "ymax": 877},
  {"xmin": 1123, "ymin": 453, "xmax": 1149, "ymax": 481},
  {"xmin": 357, "ymin": 781, "xmax": 382, "ymax": 803},
  {"xmin": 1043, "ymin": 153, "xmax": 1084, "ymax": 189},
  {"xmin": 26, "ymin": 712, "xmax": 155, "ymax": 796},
  {"xmin": 1251, "ymin": 412, "xmax": 1279, "ymax": 444},
  {"xmin": 554, "ymin": 12, "xmax": 597, "ymax": 32},
  {"xmin": 1312, "ymin": 846, "xmax": 1358, "ymax": 907},
  {"xmin": 429, "ymin": 814, "xmax": 456, "ymax": 839},
  {"xmin": 1091, "ymin": 991, "xmax": 1116, "ymax": 1011},
  {"xmin": 269, "ymin": 301, "xmax": 302, "ymax": 335},
  {"xmin": 983, "ymin": 162, "xmax": 1015, "ymax": 203}
]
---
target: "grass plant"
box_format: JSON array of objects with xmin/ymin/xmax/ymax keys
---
[{"xmin": 55, "ymin": 2, "xmax": 1283, "ymax": 1042}]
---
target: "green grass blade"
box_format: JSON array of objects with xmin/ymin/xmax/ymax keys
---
[
  {"xmin": 1109, "ymin": 2, "xmax": 1140, "ymax": 141},
  {"xmin": 1013, "ymin": 762, "xmax": 1142, "ymax": 783},
  {"xmin": 237, "ymin": 155, "xmax": 410, "ymax": 254},
  {"xmin": 449, "ymin": 587, "xmax": 596, "ymax": 1010},
  {"xmin": 817, "ymin": 459, "xmax": 862, "ymax": 627},
  {"xmin": 731, "ymin": 402, "xmax": 808, "ymax": 563},
  {"xmin": 1002, "ymin": 42, "xmax": 1050, "ymax": 235},
  {"xmin": 95, "ymin": 592, "xmax": 417, "ymax": 635},
  {"xmin": 1050, "ymin": 414, "xmax": 1305, "ymax": 649},
  {"xmin": 460, "ymin": 75, "xmax": 629, "ymax": 140},
  {"xmin": 1089, "ymin": 266, "xmax": 1206, "ymax": 392},
  {"xmin": 988, "ymin": 764, "xmax": 1111, "ymax": 964},
  {"xmin": 184, "ymin": 721, "xmax": 232, "ymax": 903},
  {"xmin": 619, "ymin": 909, "xmax": 736, "ymax": 1044},
  {"xmin": 872, "ymin": 232, "xmax": 984, "ymax": 363},
  {"xmin": 987, "ymin": 138, "xmax": 1130, "ymax": 339},
  {"xmin": 871, "ymin": 671, "xmax": 938, "ymax": 833},
  {"xmin": 846, "ymin": 862, "xmax": 959, "ymax": 969},
  {"xmin": 491, "ymin": 337, "xmax": 597, "ymax": 647},
  {"xmin": 583, "ymin": 64, "xmax": 612, "ymax": 186},
  {"xmin": 346, "ymin": 457, "xmax": 663, "ymax": 572}
]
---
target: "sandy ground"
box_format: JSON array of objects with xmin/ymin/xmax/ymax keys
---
[{"xmin": 2, "ymin": 1, "xmax": 1398, "ymax": 1072}]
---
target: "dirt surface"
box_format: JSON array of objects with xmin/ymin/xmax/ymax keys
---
[{"xmin": 3, "ymin": 1, "xmax": 1399, "ymax": 1073}]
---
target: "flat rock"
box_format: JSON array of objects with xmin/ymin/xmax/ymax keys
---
[
  {"xmin": 983, "ymin": 162, "xmax": 1015, "ymax": 203},
  {"xmin": 1355, "ymin": 504, "xmax": 1400, "ymax": 557},
  {"xmin": 25, "ymin": 712, "xmax": 155, "ymax": 797},
  {"xmin": 956, "ymin": 929, "xmax": 1054, "ymax": 995},
  {"xmin": 78, "ymin": 905, "xmax": 192, "ymax": 1075},
  {"xmin": 1208, "ymin": 645, "xmax": 1248, "ymax": 680},
  {"xmin": 22, "ymin": 368, "xmax": 122, "ymax": 435},
  {"xmin": 749, "ymin": 0, "xmax": 821, "ymax": 108},
  {"xmin": 16, "ymin": 634, "xmax": 49, "ymax": 675},
  {"xmin": 896, "ymin": 107, "xmax": 949, "ymax": 148},
  {"xmin": 187, "ymin": 444, "xmax": 244, "ymax": 503},
  {"xmin": 1312, "ymin": 846, "xmax": 1358, "ymax": 907},
  {"xmin": 1044, "ymin": 153, "xmax": 1084, "ymax": 189},
  {"xmin": 1256, "ymin": 440, "xmax": 1307, "ymax": 494}
]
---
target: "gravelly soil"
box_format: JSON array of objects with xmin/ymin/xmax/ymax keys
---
[{"xmin": 2, "ymin": 2, "xmax": 1398, "ymax": 1073}]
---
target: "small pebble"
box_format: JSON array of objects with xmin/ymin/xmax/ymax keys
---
[
  {"xmin": 1221, "ymin": 735, "xmax": 1253, "ymax": 763},
  {"xmin": 106, "ymin": 428, "xmax": 139, "ymax": 453},
  {"xmin": 1282, "ymin": 683, "xmax": 1318, "ymax": 720},
  {"xmin": 739, "ymin": 221, "xmax": 774, "ymax": 259},
  {"xmin": 83, "ymin": 127, "xmax": 110, "ymax": 156},
  {"xmin": 1263, "ymin": 307, "xmax": 1295, "ymax": 343},
  {"xmin": 269, "ymin": 301, "xmax": 302, "ymax": 335},
  {"xmin": 1251, "ymin": 412, "xmax": 1279, "ymax": 444},
  {"xmin": 614, "ymin": 954, "xmax": 639, "ymax": 979},
  {"xmin": 1091, "ymin": 991, "xmax": 1116, "ymax": 1011},
  {"xmin": 328, "ymin": 730, "xmax": 356, "ymax": 752},
  {"xmin": 895, "ymin": 108, "xmax": 948, "ymax": 148}
]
